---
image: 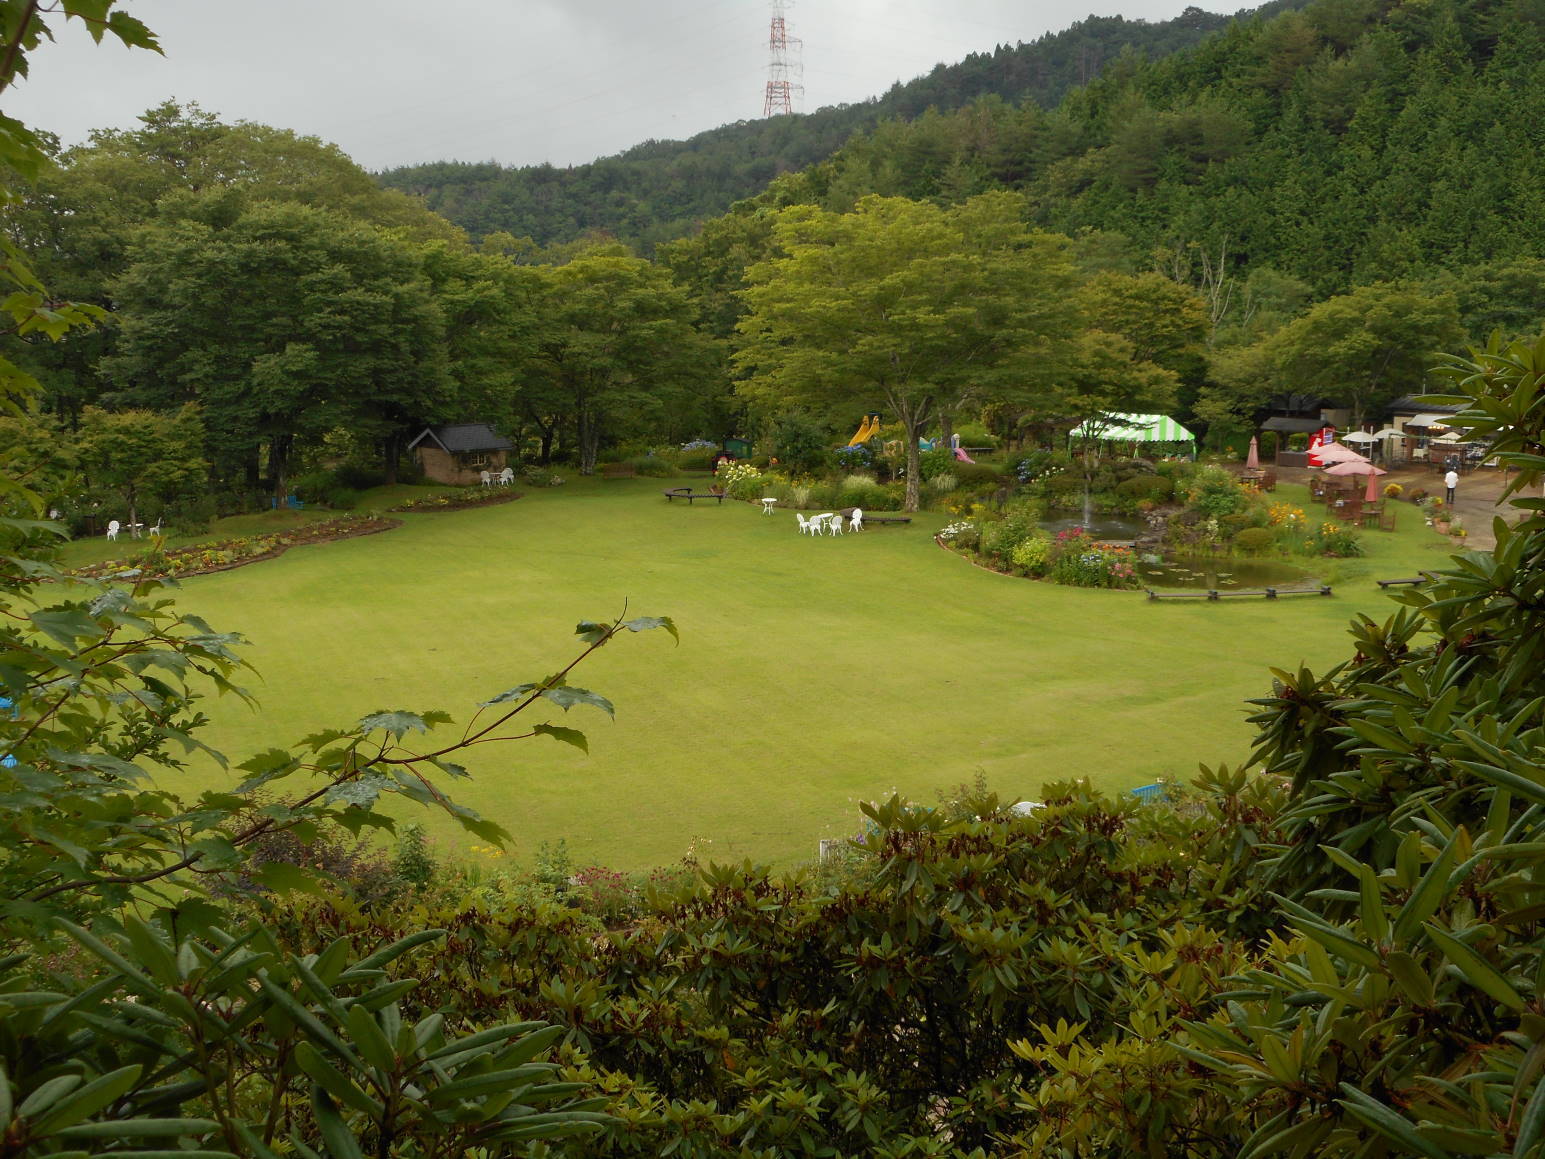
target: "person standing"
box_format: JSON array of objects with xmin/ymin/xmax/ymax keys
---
[{"xmin": 1445, "ymin": 467, "xmax": 1459, "ymax": 505}]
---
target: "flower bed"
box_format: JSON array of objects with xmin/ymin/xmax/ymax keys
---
[
  {"xmin": 937, "ymin": 523, "xmax": 1141, "ymax": 590},
  {"xmin": 388, "ymin": 488, "xmax": 524, "ymax": 513},
  {"xmin": 73, "ymin": 515, "xmax": 401, "ymax": 581}
]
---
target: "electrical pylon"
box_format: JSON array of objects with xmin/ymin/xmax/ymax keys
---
[{"xmin": 762, "ymin": 0, "xmax": 803, "ymax": 117}]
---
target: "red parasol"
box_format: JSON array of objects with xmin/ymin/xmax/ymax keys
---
[{"xmin": 1245, "ymin": 436, "xmax": 1260, "ymax": 472}]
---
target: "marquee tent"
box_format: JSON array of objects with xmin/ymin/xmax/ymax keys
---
[{"xmin": 1070, "ymin": 414, "xmax": 1196, "ymax": 444}]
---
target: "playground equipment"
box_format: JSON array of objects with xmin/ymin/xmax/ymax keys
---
[{"xmin": 848, "ymin": 413, "xmax": 881, "ymax": 445}]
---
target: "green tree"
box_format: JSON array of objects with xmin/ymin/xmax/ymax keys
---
[
  {"xmin": 529, "ymin": 253, "xmax": 712, "ymax": 475},
  {"xmin": 4, "ymin": 101, "xmax": 464, "ymax": 422},
  {"xmin": 736, "ymin": 193, "xmax": 1079, "ymax": 511},
  {"xmin": 76, "ymin": 404, "xmax": 206, "ymax": 531},
  {"xmin": 104, "ymin": 200, "xmax": 450, "ymax": 492},
  {"xmin": 0, "ymin": 2, "xmax": 156, "ymax": 402},
  {"xmin": 1241, "ymin": 282, "xmax": 1462, "ymax": 425}
]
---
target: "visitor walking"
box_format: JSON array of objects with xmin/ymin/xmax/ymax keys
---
[{"xmin": 1445, "ymin": 467, "xmax": 1459, "ymax": 505}]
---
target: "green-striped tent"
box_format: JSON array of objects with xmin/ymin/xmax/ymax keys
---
[{"xmin": 1070, "ymin": 413, "xmax": 1195, "ymax": 444}]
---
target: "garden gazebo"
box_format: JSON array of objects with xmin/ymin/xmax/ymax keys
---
[{"xmin": 1070, "ymin": 413, "xmax": 1196, "ymax": 456}]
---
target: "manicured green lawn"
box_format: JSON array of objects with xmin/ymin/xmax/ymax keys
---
[{"xmin": 133, "ymin": 476, "xmax": 1465, "ymax": 871}]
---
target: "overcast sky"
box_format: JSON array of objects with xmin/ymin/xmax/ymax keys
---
[{"xmin": 8, "ymin": 0, "xmax": 1207, "ymax": 172}]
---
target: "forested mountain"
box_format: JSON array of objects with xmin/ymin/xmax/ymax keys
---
[
  {"xmin": 754, "ymin": 0, "xmax": 1545, "ymax": 300},
  {"xmin": 376, "ymin": 1, "xmax": 1302, "ymax": 250}
]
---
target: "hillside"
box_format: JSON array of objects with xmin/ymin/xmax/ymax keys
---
[
  {"xmin": 753, "ymin": 0, "xmax": 1545, "ymax": 299},
  {"xmin": 376, "ymin": 2, "xmax": 1302, "ymax": 250}
]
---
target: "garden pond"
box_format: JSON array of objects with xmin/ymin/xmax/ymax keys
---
[
  {"xmin": 1135, "ymin": 555, "xmax": 1317, "ymax": 591},
  {"xmin": 1039, "ymin": 514, "xmax": 1148, "ymax": 542}
]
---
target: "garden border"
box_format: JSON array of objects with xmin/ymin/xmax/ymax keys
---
[
  {"xmin": 74, "ymin": 516, "xmax": 403, "ymax": 582},
  {"xmin": 387, "ymin": 489, "xmax": 523, "ymax": 514}
]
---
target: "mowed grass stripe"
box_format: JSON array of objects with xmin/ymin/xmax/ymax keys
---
[{"xmin": 156, "ymin": 475, "xmax": 1453, "ymax": 869}]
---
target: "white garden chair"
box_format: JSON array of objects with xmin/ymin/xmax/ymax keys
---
[
  {"xmin": 105, "ymin": 520, "xmax": 120, "ymax": 542},
  {"xmin": 849, "ymin": 508, "xmax": 864, "ymax": 532},
  {"xmin": 829, "ymin": 515, "xmax": 844, "ymax": 535},
  {"xmin": 479, "ymin": 470, "xmax": 493, "ymax": 487},
  {"xmin": 795, "ymin": 514, "xmax": 819, "ymax": 535},
  {"xmin": 497, "ymin": 467, "xmax": 514, "ymax": 486}
]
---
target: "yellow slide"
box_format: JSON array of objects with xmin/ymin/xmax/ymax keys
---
[{"xmin": 848, "ymin": 413, "xmax": 881, "ymax": 445}]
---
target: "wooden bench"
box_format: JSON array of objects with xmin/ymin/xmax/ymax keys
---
[
  {"xmin": 1147, "ymin": 585, "xmax": 1332, "ymax": 601},
  {"xmin": 1376, "ymin": 571, "xmax": 1435, "ymax": 589},
  {"xmin": 601, "ymin": 463, "xmax": 637, "ymax": 479},
  {"xmin": 663, "ymin": 488, "xmax": 726, "ymax": 504},
  {"xmin": 838, "ymin": 507, "xmax": 911, "ymax": 526}
]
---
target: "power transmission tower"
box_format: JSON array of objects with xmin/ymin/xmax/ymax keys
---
[{"xmin": 762, "ymin": 0, "xmax": 803, "ymax": 117}]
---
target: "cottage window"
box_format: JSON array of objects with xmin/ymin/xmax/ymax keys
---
[{"xmin": 455, "ymin": 452, "xmax": 491, "ymax": 469}]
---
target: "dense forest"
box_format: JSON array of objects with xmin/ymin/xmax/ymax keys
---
[
  {"xmin": 376, "ymin": 1, "xmax": 1302, "ymax": 250},
  {"xmin": 753, "ymin": 0, "xmax": 1545, "ymax": 300}
]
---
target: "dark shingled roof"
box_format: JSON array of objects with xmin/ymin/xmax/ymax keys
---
[
  {"xmin": 1386, "ymin": 396, "xmax": 1464, "ymax": 414},
  {"xmin": 407, "ymin": 424, "xmax": 514, "ymax": 454},
  {"xmin": 1259, "ymin": 416, "xmax": 1324, "ymax": 434}
]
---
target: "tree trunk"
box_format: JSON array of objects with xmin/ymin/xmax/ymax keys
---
[
  {"xmin": 539, "ymin": 425, "xmax": 555, "ymax": 465},
  {"xmin": 940, "ymin": 410, "xmax": 955, "ymax": 454},
  {"xmin": 903, "ymin": 423, "xmax": 923, "ymax": 512},
  {"xmin": 382, "ymin": 432, "xmax": 401, "ymax": 485},
  {"xmin": 577, "ymin": 411, "xmax": 599, "ymax": 476},
  {"xmin": 270, "ymin": 434, "xmax": 293, "ymax": 498}
]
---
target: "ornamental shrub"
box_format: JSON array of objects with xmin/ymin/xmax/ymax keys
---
[
  {"xmin": 833, "ymin": 443, "xmax": 873, "ymax": 471},
  {"xmin": 1187, "ymin": 465, "xmax": 1247, "ymax": 517},
  {"xmin": 837, "ymin": 475, "xmax": 890, "ymax": 510},
  {"xmin": 918, "ymin": 445, "xmax": 957, "ymax": 480},
  {"xmin": 625, "ymin": 454, "xmax": 674, "ymax": 477},
  {"xmin": 978, "ymin": 498, "xmax": 1042, "ymax": 563},
  {"xmin": 1011, "ymin": 532, "xmax": 1054, "ymax": 575},
  {"xmin": 1046, "ymin": 530, "xmax": 1141, "ymax": 588},
  {"xmin": 1233, "ymin": 526, "xmax": 1275, "ymax": 554},
  {"xmin": 1042, "ymin": 473, "xmax": 1087, "ymax": 503},
  {"xmin": 714, "ymin": 459, "xmax": 763, "ymax": 500},
  {"xmin": 952, "ymin": 461, "xmax": 1005, "ymax": 486},
  {"xmin": 1015, "ymin": 449, "xmax": 1071, "ymax": 482},
  {"xmin": 771, "ymin": 411, "xmax": 831, "ymax": 473}
]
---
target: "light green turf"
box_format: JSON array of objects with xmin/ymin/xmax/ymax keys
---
[{"xmin": 134, "ymin": 477, "xmax": 1464, "ymax": 871}]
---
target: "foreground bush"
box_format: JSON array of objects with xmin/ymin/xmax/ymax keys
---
[{"xmin": 256, "ymin": 773, "xmax": 1286, "ymax": 1155}]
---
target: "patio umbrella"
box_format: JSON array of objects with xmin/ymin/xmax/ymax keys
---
[
  {"xmin": 1322, "ymin": 460, "xmax": 1386, "ymax": 476},
  {"xmin": 1341, "ymin": 431, "xmax": 1377, "ymax": 444},
  {"xmin": 1435, "ymin": 430, "xmax": 1462, "ymax": 442},
  {"xmin": 1322, "ymin": 458, "xmax": 1386, "ymax": 503},
  {"xmin": 1245, "ymin": 436, "xmax": 1260, "ymax": 471},
  {"xmin": 1316, "ymin": 441, "xmax": 1371, "ymax": 465},
  {"xmin": 1371, "ymin": 428, "xmax": 1404, "ymax": 439}
]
